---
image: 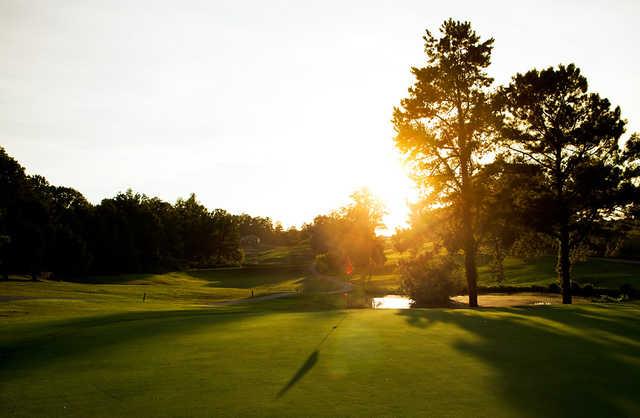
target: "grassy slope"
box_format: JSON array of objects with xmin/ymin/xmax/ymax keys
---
[
  {"xmin": 243, "ymin": 243, "xmax": 313, "ymax": 266},
  {"xmin": 1, "ymin": 296, "xmax": 639, "ymax": 417},
  {"xmin": 0, "ymin": 265, "xmax": 309, "ymax": 327},
  {"xmin": 361, "ymin": 253, "xmax": 640, "ymax": 294},
  {"xmin": 478, "ymin": 256, "xmax": 640, "ymax": 287}
]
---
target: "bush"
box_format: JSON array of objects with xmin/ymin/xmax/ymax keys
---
[
  {"xmin": 548, "ymin": 283, "xmax": 561, "ymax": 293},
  {"xmin": 315, "ymin": 251, "xmax": 348, "ymax": 275},
  {"xmin": 620, "ymin": 283, "xmax": 637, "ymax": 299},
  {"xmin": 314, "ymin": 254, "xmax": 330, "ymax": 274},
  {"xmin": 400, "ymin": 254, "xmax": 462, "ymax": 307},
  {"xmin": 571, "ymin": 281, "xmax": 582, "ymax": 294},
  {"xmin": 582, "ymin": 283, "xmax": 595, "ymax": 297}
]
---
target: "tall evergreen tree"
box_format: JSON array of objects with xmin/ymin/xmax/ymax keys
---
[{"xmin": 393, "ymin": 19, "xmax": 495, "ymax": 306}]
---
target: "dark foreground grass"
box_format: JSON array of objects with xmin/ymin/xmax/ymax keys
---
[{"xmin": 1, "ymin": 296, "xmax": 639, "ymax": 417}]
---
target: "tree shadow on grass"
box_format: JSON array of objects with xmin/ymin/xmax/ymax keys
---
[
  {"xmin": 0, "ymin": 308, "xmax": 255, "ymax": 376},
  {"xmin": 64, "ymin": 273, "xmax": 159, "ymax": 284},
  {"xmin": 275, "ymin": 314, "xmax": 347, "ymax": 399},
  {"xmin": 276, "ymin": 350, "xmax": 319, "ymax": 398},
  {"xmin": 397, "ymin": 305, "xmax": 640, "ymax": 418}
]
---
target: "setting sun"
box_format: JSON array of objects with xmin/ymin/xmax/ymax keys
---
[{"xmin": 365, "ymin": 159, "xmax": 418, "ymax": 234}]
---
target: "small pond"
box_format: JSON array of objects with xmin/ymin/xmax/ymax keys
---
[{"xmin": 371, "ymin": 295, "xmax": 413, "ymax": 309}]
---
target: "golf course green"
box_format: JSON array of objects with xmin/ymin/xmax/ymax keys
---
[{"xmin": 1, "ymin": 265, "xmax": 640, "ymax": 417}]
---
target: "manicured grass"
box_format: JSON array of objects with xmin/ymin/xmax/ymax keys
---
[
  {"xmin": 0, "ymin": 265, "xmax": 307, "ymax": 324},
  {"xmin": 350, "ymin": 273, "xmax": 402, "ymax": 294},
  {"xmin": 2, "ymin": 255, "xmax": 640, "ymax": 417},
  {"xmin": 362, "ymin": 255, "xmax": 640, "ymax": 294},
  {"xmin": 1, "ymin": 296, "xmax": 639, "ymax": 417},
  {"xmin": 243, "ymin": 243, "xmax": 313, "ymax": 266},
  {"xmin": 478, "ymin": 256, "xmax": 640, "ymax": 288}
]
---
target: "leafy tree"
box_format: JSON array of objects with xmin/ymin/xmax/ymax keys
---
[
  {"xmin": 495, "ymin": 64, "xmax": 639, "ymax": 303},
  {"xmin": 211, "ymin": 208, "xmax": 242, "ymax": 264},
  {"xmin": 474, "ymin": 159, "xmax": 541, "ymax": 282},
  {"xmin": 391, "ymin": 227, "xmax": 420, "ymax": 254},
  {"xmin": 393, "ymin": 19, "xmax": 495, "ymax": 306},
  {"xmin": 47, "ymin": 186, "xmax": 93, "ymax": 275},
  {"xmin": 236, "ymin": 214, "xmax": 275, "ymax": 244},
  {"xmin": 91, "ymin": 190, "xmax": 164, "ymax": 272},
  {"xmin": 341, "ymin": 189, "xmax": 387, "ymax": 283},
  {"xmin": 309, "ymin": 189, "xmax": 386, "ymax": 278}
]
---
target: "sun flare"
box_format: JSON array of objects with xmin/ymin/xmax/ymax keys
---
[{"xmin": 366, "ymin": 159, "xmax": 419, "ymax": 235}]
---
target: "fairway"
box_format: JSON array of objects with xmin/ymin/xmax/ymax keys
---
[{"xmin": 2, "ymin": 294, "xmax": 639, "ymax": 417}]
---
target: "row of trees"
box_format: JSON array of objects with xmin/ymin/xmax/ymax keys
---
[
  {"xmin": 0, "ymin": 148, "xmax": 306, "ymax": 279},
  {"xmin": 309, "ymin": 189, "xmax": 387, "ymax": 282},
  {"xmin": 393, "ymin": 19, "xmax": 640, "ymax": 305}
]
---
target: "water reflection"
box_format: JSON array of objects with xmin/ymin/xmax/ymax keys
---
[{"xmin": 371, "ymin": 295, "xmax": 413, "ymax": 309}]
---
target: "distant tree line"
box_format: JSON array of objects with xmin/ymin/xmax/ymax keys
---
[
  {"xmin": 393, "ymin": 19, "xmax": 640, "ymax": 305},
  {"xmin": 235, "ymin": 214, "xmax": 308, "ymax": 247},
  {"xmin": 0, "ymin": 148, "xmax": 306, "ymax": 279}
]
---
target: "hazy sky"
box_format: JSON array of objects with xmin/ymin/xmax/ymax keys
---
[{"xmin": 1, "ymin": 0, "xmax": 638, "ymax": 231}]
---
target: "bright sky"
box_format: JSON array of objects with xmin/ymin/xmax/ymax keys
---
[{"xmin": 1, "ymin": 0, "xmax": 638, "ymax": 232}]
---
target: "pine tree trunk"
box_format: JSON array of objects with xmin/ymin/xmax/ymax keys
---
[
  {"xmin": 464, "ymin": 237, "xmax": 479, "ymax": 307},
  {"xmin": 558, "ymin": 223, "xmax": 572, "ymax": 304},
  {"xmin": 462, "ymin": 200, "xmax": 478, "ymax": 307},
  {"xmin": 460, "ymin": 143, "xmax": 478, "ymax": 308}
]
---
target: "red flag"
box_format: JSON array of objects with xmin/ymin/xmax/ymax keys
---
[{"xmin": 345, "ymin": 257, "xmax": 353, "ymax": 276}]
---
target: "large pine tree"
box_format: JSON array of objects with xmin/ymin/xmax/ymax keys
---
[{"xmin": 393, "ymin": 19, "xmax": 495, "ymax": 307}]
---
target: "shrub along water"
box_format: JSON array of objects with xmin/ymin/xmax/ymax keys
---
[{"xmin": 400, "ymin": 254, "xmax": 464, "ymax": 307}]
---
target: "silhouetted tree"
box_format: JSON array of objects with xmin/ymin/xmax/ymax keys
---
[
  {"xmin": 495, "ymin": 64, "xmax": 639, "ymax": 303},
  {"xmin": 0, "ymin": 150, "xmax": 50, "ymax": 278},
  {"xmin": 0, "ymin": 146, "xmax": 247, "ymax": 277},
  {"xmin": 393, "ymin": 19, "xmax": 495, "ymax": 306},
  {"xmin": 475, "ymin": 159, "xmax": 541, "ymax": 282},
  {"xmin": 47, "ymin": 186, "xmax": 93, "ymax": 275},
  {"xmin": 211, "ymin": 208, "xmax": 242, "ymax": 264}
]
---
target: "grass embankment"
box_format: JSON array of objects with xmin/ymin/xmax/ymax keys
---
[
  {"xmin": 1, "ymin": 295, "xmax": 639, "ymax": 417},
  {"xmin": 0, "ymin": 265, "xmax": 311, "ymax": 323},
  {"xmin": 357, "ymin": 253, "xmax": 640, "ymax": 295},
  {"xmin": 478, "ymin": 256, "xmax": 640, "ymax": 288}
]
